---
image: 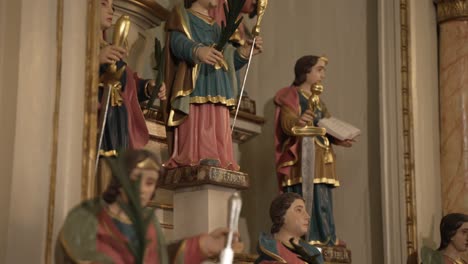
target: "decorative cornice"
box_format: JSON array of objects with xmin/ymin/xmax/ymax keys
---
[
  {"xmin": 161, "ymin": 165, "xmax": 250, "ymax": 190},
  {"xmin": 114, "ymin": 0, "xmax": 169, "ymax": 29},
  {"xmin": 128, "ymin": 0, "xmax": 169, "ymax": 20},
  {"xmin": 435, "ymin": 0, "xmax": 468, "ymax": 23}
]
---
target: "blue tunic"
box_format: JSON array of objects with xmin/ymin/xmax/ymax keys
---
[{"xmin": 169, "ymin": 10, "xmax": 248, "ymax": 107}]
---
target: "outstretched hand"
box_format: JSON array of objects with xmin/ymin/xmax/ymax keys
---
[{"xmin": 199, "ymin": 227, "xmax": 240, "ymax": 258}]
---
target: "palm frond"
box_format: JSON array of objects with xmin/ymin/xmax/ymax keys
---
[
  {"xmin": 145, "ymin": 38, "xmax": 165, "ymax": 110},
  {"xmin": 215, "ymin": 0, "xmax": 246, "ymax": 51},
  {"xmin": 105, "ymin": 156, "xmax": 155, "ymax": 264}
]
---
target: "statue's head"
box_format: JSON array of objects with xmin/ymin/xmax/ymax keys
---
[
  {"xmin": 185, "ymin": 0, "xmax": 218, "ymax": 9},
  {"xmin": 292, "ymin": 55, "xmax": 328, "ymax": 87},
  {"xmin": 270, "ymin": 193, "xmax": 310, "ymax": 237},
  {"xmin": 438, "ymin": 213, "xmax": 468, "ymax": 252},
  {"xmin": 102, "ymin": 149, "xmax": 162, "ymax": 207},
  {"xmin": 100, "ymin": 0, "xmax": 115, "ymax": 31}
]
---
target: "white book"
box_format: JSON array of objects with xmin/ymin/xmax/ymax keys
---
[{"xmin": 317, "ymin": 117, "xmax": 361, "ymax": 141}]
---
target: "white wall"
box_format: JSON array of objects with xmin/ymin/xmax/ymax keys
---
[
  {"xmin": 238, "ymin": 1, "xmax": 383, "ymax": 263},
  {"xmin": 0, "ymin": 0, "xmax": 21, "ymax": 261},
  {"xmin": 0, "ymin": 0, "xmax": 87, "ymax": 262},
  {"xmin": 3, "ymin": 0, "xmax": 58, "ymax": 262}
]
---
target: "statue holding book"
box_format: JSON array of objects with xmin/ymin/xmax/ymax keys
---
[
  {"xmin": 274, "ymin": 55, "xmax": 358, "ymax": 247},
  {"xmin": 163, "ymin": 0, "xmax": 264, "ymax": 171}
]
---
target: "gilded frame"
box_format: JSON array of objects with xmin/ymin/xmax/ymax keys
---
[
  {"xmin": 82, "ymin": 0, "xmax": 100, "ymax": 199},
  {"xmin": 44, "ymin": 0, "xmax": 64, "ymax": 262},
  {"xmin": 400, "ymin": 0, "xmax": 418, "ymax": 258}
]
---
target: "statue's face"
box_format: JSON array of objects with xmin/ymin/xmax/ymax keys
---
[
  {"xmin": 130, "ymin": 168, "xmax": 159, "ymax": 207},
  {"xmin": 306, "ymin": 59, "xmax": 326, "ymax": 86},
  {"xmin": 281, "ymin": 199, "xmax": 310, "ymax": 237},
  {"xmin": 450, "ymin": 222, "xmax": 468, "ymax": 253},
  {"xmin": 100, "ymin": 0, "xmax": 114, "ymax": 30}
]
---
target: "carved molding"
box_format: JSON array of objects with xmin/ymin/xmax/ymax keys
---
[
  {"xmin": 161, "ymin": 165, "xmax": 250, "ymax": 190},
  {"xmin": 436, "ymin": 0, "xmax": 468, "ymax": 23},
  {"xmin": 82, "ymin": 0, "xmax": 100, "ymax": 200},
  {"xmin": 400, "ymin": 0, "xmax": 418, "ymax": 258}
]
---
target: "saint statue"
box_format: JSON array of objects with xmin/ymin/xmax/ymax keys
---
[
  {"xmin": 56, "ymin": 149, "xmax": 234, "ymax": 263},
  {"xmin": 97, "ymin": 0, "xmax": 166, "ymax": 191},
  {"xmin": 274, "ymin": 55, "xmax": 354, "ymax": 246},
  {"xmin": 163, "ymin": 0, "xmax": 263, "ymax": 171}
]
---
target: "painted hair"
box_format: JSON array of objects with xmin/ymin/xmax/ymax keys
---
[
  {"xmin": 102, "ymin": 149, "xmax": 161, "ymax": 204},
  {"xmin": 438, "ymin": 213, "xmax": 468, "ymax": 250},
  {"xmin": 270, "ymin": 192, "xmax": 304, "ymax": 234},
  {"xmin": 292, "ymin": 55, "xmax": 328, "ymax": 86}
]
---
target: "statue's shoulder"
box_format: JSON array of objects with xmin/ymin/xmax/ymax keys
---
[
  {"xmin": 258, "ymin": 233, "xmax": 278, "ymax": 253},
  {"xmin": 274, "ymin": 86, "xmax": 299, "ymax": 111},
  {"xmin": 420, "ymin": 246, "xmax": 444, "ymax": 264},
  {"xmin": 61, "ymin": 198, "xmax": 102, "ymax": 240},
  {"xmin": 166, "ymin": 3, "xmax": 191, "ymax": 36},
  {"xmin": 58, "ymin": 199, "xmax": 112, "ymax": 264},
  {"xmin": 275, "ymin": 86, "xmax": 296, "ymax": 98},
  {"xmin": 255, "ymin": 233, "xmax": 288, "ymax": 263}
]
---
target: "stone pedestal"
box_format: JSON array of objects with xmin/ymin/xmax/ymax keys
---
[
  {"xmin": 173, "ymin": 185, "xmax": 238, "ymax": 240},
  {"xmin": 160, "ymin": 166, "xmax": 249, "ymax": 240}
]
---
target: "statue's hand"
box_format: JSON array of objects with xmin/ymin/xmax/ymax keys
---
[
  {"xmin": 297, "ymin": 109, "xmax": 315, "ymax": 126},
  {"xmin": 157, "ymin": 82, "xmax": 167, "ymax": 101},
  {"xmin": 239, "ymin": 37, "xmax": 264, "ymax": 58},
  {"xmin": 196, "ymin": 46, "xmax": 224, "ymax": 66},
  {"xmin": 334, "ymin": 138, "xmax": 354, "ymax": 148},
  {"xmin": 199, "ymin": 227, "xmax": 240, "ymax": 257},
  {"xmin": 99, "ymin": 45, "xmax": 127, "ymax": 64}
]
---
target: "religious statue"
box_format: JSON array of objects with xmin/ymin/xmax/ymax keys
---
[
  {"xmin": 97, "ymin": 0, "xmax": 166, "ymax": 191},
  {"xmin": 163, "ymin": 0, "xmax": 263, "ymax": 171},
  {"xmin": 422, "ymin": 213, "xmax": 468, "ymax": 264},
  {"xmin": 56, "ymin": 149, "xmax": 234, "ymax": 264},
  {"xmin": 274, "ymin": 55, "xmax": 354, "ymax": 246},
  {"xmin": 255, "ymin": 192, "xmax": 324, "ymax": 264}
]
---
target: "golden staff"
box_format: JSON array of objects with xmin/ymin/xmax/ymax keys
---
[{"xmin": 231, "ymin": 0, "xmax": 268, "ymax": 133}]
